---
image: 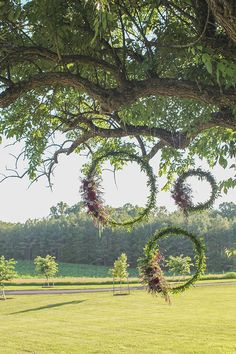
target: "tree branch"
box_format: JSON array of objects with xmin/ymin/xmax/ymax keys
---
[
  {"xmin": 105, "ymin": 78, "xmax": 236, "ymax": 112},
  {"xmin": 4, "ymin": 106, "xmax": 231, "ymax": 184},
  {"xmin": 0, "ymin": 72, "xmax": 108, "ymax": 108},
  {"xmin": 0, "ymin": 69, "xmax": 235, "ymax": 126},
  {"xmin": 0, "ymin": 44, "xmax": 120, "ymax": 79},
  {"xmin": 146, "ymin": 141, "xmax": 166, "ymax": 160},
  {"xmin": 135, "ymin": 136, "xmax": 147, "ymax": 156},
  {"xmin": 64, "ymin": 107, "xmax": 236, "ymax": 157}
]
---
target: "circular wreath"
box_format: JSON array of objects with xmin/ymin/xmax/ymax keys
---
[
  {"xmin": 139, "ymin": 226, "xmax": 206, "ymax": 297},
  {"xmin": 171, "ymin": 168, "xmax": 218, "ymax": 215},
  {"xmin": 81, "ymin": 150, "xmax": 157, "ymax": 227}
]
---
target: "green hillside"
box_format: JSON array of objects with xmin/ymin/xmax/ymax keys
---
[{"xmin": 15, "ymin": 260, "xmax": 138, "ymax": 278}]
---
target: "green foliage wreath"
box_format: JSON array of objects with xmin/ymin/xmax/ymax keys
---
[
  {"xmin": 171, "ymin": 169, "xmax": 218, "ymax": 215},
  {"xmin": 82, "ymin": 150, "xmax": 157, "ymax": 228},
  {"xmin": 139, "ymin": 227, "xmax": 206, "ymax": 296}
]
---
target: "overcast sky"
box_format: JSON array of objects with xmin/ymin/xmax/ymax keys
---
[{"xmin": 0, "ymin": 138, "xmax": 235, "ymax": 223}]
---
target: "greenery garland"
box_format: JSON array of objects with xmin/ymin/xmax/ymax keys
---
[
  {"xmin": 138, "ymin": 227, "xmax": 206, "ymax": 297},
  {"xmin": 82, "ymin": 150, "xmax": 157, "ymax": 228},
  {"xmin": 171, "ymin": 169, "xmax": 218, "ymax": 215}
]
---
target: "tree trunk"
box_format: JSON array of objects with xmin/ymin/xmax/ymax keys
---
[
  {"xmin": 207, "ymin": 0, "xmax": 236, "ymax": 43},
  {"xmin": 45, "ymin": 276, "xmax": 49, "ymax": 287},
  {"xmin": 1, "ymin": 284, "xmax": 6, "ymax": 300}
]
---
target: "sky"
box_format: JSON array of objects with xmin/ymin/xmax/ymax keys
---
[{"xmin": 0, "ymin": 138, "xmax": 235, "ymax": 223}]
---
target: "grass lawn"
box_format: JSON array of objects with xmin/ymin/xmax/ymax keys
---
[
  {"xmin": 6, "ymin": 272, "xmax": 236, "ymax": 291},
  {"xmin": 5, "ymin": 282, "xmax": 138, "ymax": 291},
  {"xmin": 0, "ymin": 286, "xmax": 236, "ymax": 353}
]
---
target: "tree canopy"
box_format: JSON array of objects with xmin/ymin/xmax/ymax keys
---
[
  {"xmin": 0, "ymin": 0, "xmax": 235, "ymax": 190},
  {"xmin": 110, "ymin": 252, "xmax": 129, "ymax": 279},
  {"xmin": 0, "ymin": 255, "xmax": 17, "ymax": 299},
  {"xmin": 34, "ymin": 254, "xmax": 58, "ymax": 285},
  {"xmin": 165, "ymin": 254, "xmax": 193, "ymax": 276}
]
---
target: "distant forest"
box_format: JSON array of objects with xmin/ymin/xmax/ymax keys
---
[{"xmin": 0, "ymin": 202, "xmax": 235, "ymax": 273}]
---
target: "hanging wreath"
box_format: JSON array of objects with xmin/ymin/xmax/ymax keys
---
[
  {"xmin": 171, "ymin": 169, "xmax": 218, "ymax": 215},
  {"xmin": 81, "ymin": 150, "xmax": 157, "ymax": 228},
  {"xmin": 138, "ymin": 226, "xmax": 206, "ymax": 299}
]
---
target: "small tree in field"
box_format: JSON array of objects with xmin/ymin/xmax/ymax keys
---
[
  {"xmin": 0, "ymin": 256, "xmax": 17, "ymax": 300},
  {"xmin": 225, "ymin": 248, "xmax": 236, "ymax": 258},
  {"xmin": 166, "ymin": 255, "xmax": 193, "ymax": 278},
  {"xmin": 34, "ymin": 255, "xmax": 58, "ymax": 287},
  {"xmin": 110, "ymin": 253, "xmax": 129, "ymax": 294}
]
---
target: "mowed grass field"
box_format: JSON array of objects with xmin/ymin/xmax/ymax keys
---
[{"xmin": 0, "ymin": 286, "xmax": 236, "ymax": 354}]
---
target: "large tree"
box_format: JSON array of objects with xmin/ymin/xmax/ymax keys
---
[{"xmin": 0, "ymin": 0, "xmax": 235, "ymax": 189}]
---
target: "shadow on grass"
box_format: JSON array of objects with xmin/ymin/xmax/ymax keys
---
[{"xmin": 10, "ymin": 300, "xmax": 86, "ymax": 315}]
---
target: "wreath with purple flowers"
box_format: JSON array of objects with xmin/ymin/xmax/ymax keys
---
[
  {"xmin": 138, "ymin": 227, "xmax": 206, "ymax": 301},
  {"xmin": 80, "ymin": 177, "xmax": 108, "ymax": 227},
  {"xmin": 171, "ymin": 169, "xmax": 218, "ymax": 215},
  {"xmin": 138, "ymin": 247, "xmax": 171, "ymax": 303},
  {"xmin": 81, "ymin": 150, "xmax": 157, "ymax": 228}
]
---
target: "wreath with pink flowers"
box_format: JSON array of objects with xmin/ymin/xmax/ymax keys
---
[{"xmin": 81, "ymin": 151, "xmax": 157, "ymax": 228}]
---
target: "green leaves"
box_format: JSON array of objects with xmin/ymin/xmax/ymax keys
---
[
  {"xmin": 110, "ymin": 253, "xmax": 129, "ymax": 279},
  {"xmin": 196, "ymin": 48, "xmax": 236, "ymax": 88},
  {"xmin": 166, "ymin": 254, "xmax": 193, "ymax": 276},
  {"xmin": 202, "ymin": 53, "xmax": 213, "ymax": 75},
  {"xmin": 34, "ymin": 255, "xmax": 58, "ymax": 283},
  {"xmin": 0, "ymin": 256, "xmax": 17, "ymax": 284},
  {"xmin": 219, "ymin": 155, "xmax": 228, "ymax": 169},
  {"xmin": 216, "ymin": 60, "xmax": 236, "ymax": 87},
  {"xmin": 198, "ymin": 47, "xmax": 236, "ymax": 87}
]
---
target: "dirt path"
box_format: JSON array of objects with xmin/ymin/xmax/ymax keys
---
[{"xmin": 4, "ymin": 282, "xmax": 236, "ymax": 295}]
